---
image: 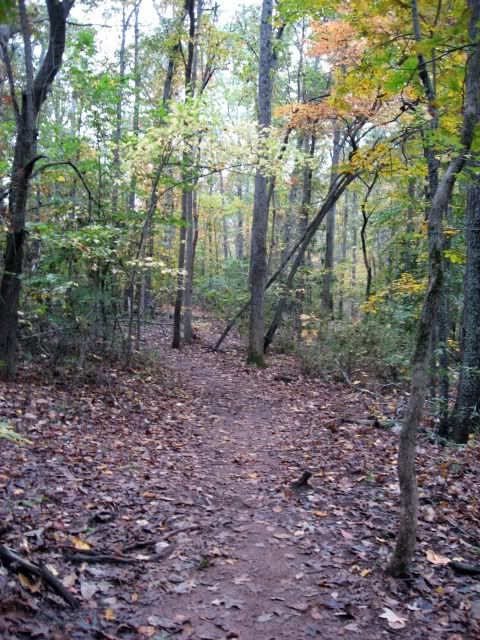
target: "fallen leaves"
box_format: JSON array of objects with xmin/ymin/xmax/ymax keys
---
[
  {"xmin": 70, "ymin": 536, "xmax": 91, "ymax": 551},
  {"xmin": 80, "ymin": 581, "xmax": 97, "ymax": 601},
  {"xmin": 0, "ymin": 320, "xmax": 478, "ymax": 640},
  {"xmin": 379, "ymin": 607, "xmax": 407, "ymax": 629},
  {"xmin": 426, "ymin": 550, "xmax": 451, "ymax": 566}
]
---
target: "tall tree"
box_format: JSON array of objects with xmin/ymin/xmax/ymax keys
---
[
  {"xmin": 450, "ymin": 175, "xmax": 480, "ymax": 442},
  {"xmin": 387, "ymin": 0, "xmax": 480, "ymax": 577},
  {"xmin": 172, "ymin": 0, "xmax": 196, "ymax": 349},
  {"xmin": 0, "ymin": 0, "xmax": 75, "ymax": 381},
  {"xmin": 247, "ymin": 0, "xmax": 274, "ymax": 365},
  {"xmin": 321, "ymin": 124, "xmax": 341, "ymax": 315}
]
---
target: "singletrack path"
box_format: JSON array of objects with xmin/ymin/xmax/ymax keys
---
[{"xmin": 1, "ymin": 319, "xmax": 477, "ymax": 639}]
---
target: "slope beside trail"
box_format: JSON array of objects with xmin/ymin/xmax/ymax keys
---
[{"xmin": 0, "ymin": 317, "xmax": 478, "ymax": 640}]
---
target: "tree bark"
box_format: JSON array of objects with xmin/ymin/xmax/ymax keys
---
[
  {"xmin": 0, "ymin": 0, "xmax": 74, "ymax": 381},
  {"xmin": 351, "ymin": 190, "xmax": 358, "ymax": 294},
  {"xmin": 236, "ymin": 179, "xmax": 244, "ymax": 260},
  {"xmin": 247, "ymin": 0, "xmax": 274, "ymax": 366},
  {"xmin": 172, "ymin": 0, "xmax": 196, "ymax": 349},
  {"xmin": 282, "ymin": 134, "xmax": 304, "ymax": 263},
  {"xmin": 321, "ymin": 125, "xmax": 341, "ymax": 315},
  {"xmin": 451, "ymin": 177, "xmax": 480, "ymax": 442},
  {"xmin": 264, "ymin": 171, "xmax": 355, "ymax": 352},
  {"xmin": 360, "ymin": 203, "xmax": 373, "ymax": 301},
  {"xmin": 387, "ymin": 0, "xmax": 480, "ymax": 577},
  {"xmin": 220, "ymin": 171, "xmax": 229, "ymax": 261},
  {"xmin": 338, "ymin": 190, "xmax": 350, "ymax": 319},
  {"xmin": 112, "ymin": 3, "xmax": 136, "ymax": 218}
]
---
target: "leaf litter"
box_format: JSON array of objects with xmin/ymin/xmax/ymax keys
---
[{"xmin": 0, "ymin": 314, "xmax": 479, "ymax": 639}]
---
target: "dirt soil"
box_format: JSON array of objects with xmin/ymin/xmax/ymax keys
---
[{"xmin": 1, "ymin": 317, "xmax": 479, "ymax": 639}]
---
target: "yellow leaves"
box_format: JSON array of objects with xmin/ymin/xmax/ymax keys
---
[
  {"xmin": 351, "ymin": 564, "xmax": 373, "ymax": 577},
  {"xmin": 301, "ymin": 328, "xmax": 319, "ymax": 344},
  {"xmin": 390, "ymin": 272, "xmax": 425, "ymax": 296},
  {"xmin": 103, "ymin": 608, "xmax": 116, "ymax": 621},
  {"xmin": 70, "ymin": 536, "xmax": 91, "ymax": 551},
  {"xmin": 361, "ymin": 292, "xmax": 385, "ymax": 315},
  {"xmin": 444, "ymin": 227, "xmax": 460, "ymax": 238},
  {"xmin": 444, "ymin": 248, "xmax": 465, "ymax": 265},
  {"xmin": 56, "ymin": 175, "xmax": 66, "ymax": 183},
  {"xmin": 362, "ymin": 273, "xmax": 425, "ymax": 315},
  {"xmin": 467, "ymin": 433, "xmax": 477, "ymax": 448},
  {"xmin": 18, "ymin": 573, "xmax": 41, "ymax": 593}
]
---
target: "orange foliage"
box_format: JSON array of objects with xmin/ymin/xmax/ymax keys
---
[
  {"xmin": 309, "ymin": 20, "xmax": 367, "ymax": 66},
  {"xmin": 275, "ymin": 95, "xmax": 380, "ymax": 132}
]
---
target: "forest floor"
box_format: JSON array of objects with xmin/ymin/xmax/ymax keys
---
[{"xmin": 0, "ymin": 314, "xmax": 479, "ymax": 640}]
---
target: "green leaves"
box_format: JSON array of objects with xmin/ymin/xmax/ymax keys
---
[
  {"xmin": 0, "ymin": 421, "xmax": 31, "ymax": 445},
  {"xmin": 0, "ymin": 0, "xmax": 14, "ymax": 21},
  {"xmin": 277, "ymin": 0, "xmax": 337, "ymax": 22}
]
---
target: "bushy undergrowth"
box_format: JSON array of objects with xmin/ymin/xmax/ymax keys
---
[
  {"xmin": 195, "ymin": 258, "xmax": 250, "ymax": 317},
  {"xmin": 296, "ymin": 316, "xmax": 414, "ymax": 383}
]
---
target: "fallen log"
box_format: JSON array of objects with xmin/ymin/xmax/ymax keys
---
[{"xmin": 339, "ymin": 415, "xmax": 396, "ymax": 429}]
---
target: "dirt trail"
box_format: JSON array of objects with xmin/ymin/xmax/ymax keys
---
[
  {"xmin": 0, "ymin": 320, "xmax": 478, "ymax": 639},
  {"xmin": 149, "ymin": 337, "xmax": 388, "ymax": 640}
]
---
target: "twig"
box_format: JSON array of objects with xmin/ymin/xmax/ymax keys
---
[
  {"xmin": 63, "ymin": 550, "xmax": 139, "ymax": 564},
  {"xmin": 0, "ymin": 545, "xmax": 79, "ymax": 608},
  {"xmin": 31, "ymin": 159, "xmax": 100, "ymax": 214},
  {"xmin": 64, "ymin": 544, "xmax": 175, "ymax": 565},
  {"xmin": 122, "ymin": 524, "xmax": 201, "ymax": 553}
]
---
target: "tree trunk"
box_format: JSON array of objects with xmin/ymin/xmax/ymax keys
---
[
  {"xmin": 183, "ymin": 0, "xmax": 206, "ymax": 346},
  {"xmin": 247, "ymin": 0, "xmax": 274, "ymax": 366},
  {"xmin": 172, "ymin": 0, "xmax": 196, "ymax": 349},
  {"xmin": 0, "ymin": 0, "xmax": 74, "ymax": 381},
  {"xmin": 111, "ymin": 3, "xmax": 134, "ymax": 218},
  {"xmin": 387, "ymin": 0, "xmax": 480, "ymax": 577},
  {"xmin": 437, "ymin": 280, "xmax": 450, "ymax": 433},
  {"xmin": 220, "ymin": 171, "xmax": 229, "ymax": 262},
  {"xmin": 360, "ymin": 210, "xmax": 372, "ymax": 301},
  {"xmin": 236, "ymin": 180, "xmax": 244, "ymax": 260},
  {"xmin": 351, "ymin": 191, "xmax": 358, "ymax": 293},
  {"xmin": 321, "ymin": 125, "xmax": 341, "ymax": 315},
  {"xmin": 183, "ymin": 186, "xmax": 195, "ymax": 344},
  {"xmin": 451, "ymin": 177, "xmax": 480, "ymax": 442},
  {"xmin": 264, "ymin": 172, "xmax": 355, "ymax": 352},
  {"xmin": 128, "ymin": 1, "xmax": 141, "ymax": 214},
  {"xmin": 294, "ymin": 134, "xmax": 315, "ymax": 337},
  {"xmin": 338, "ymin": 190, "xmax": 349, "ymax": 319},
  {"xmin": 282, "ymin": 135, "xmax": 304, "ymax": 263}
]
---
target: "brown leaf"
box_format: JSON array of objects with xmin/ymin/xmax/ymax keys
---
[
  {"xmin": 379, "ymin": 607, "xmax": 407, "ymax": 629},
  {"xmin": 425, "ymin": 550, "xmax": 450, "ymax": 566}
]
